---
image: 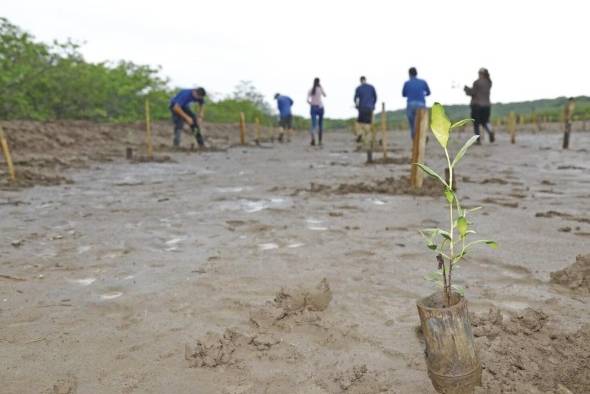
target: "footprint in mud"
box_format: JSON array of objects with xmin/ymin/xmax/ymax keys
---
[{"xmin": 51, "ymin": 374, "xmax": 78, "ymax": 394}]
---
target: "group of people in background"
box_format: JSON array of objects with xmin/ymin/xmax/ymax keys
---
[{"xmin": 167, "ymin": 68, "xmax": 493, "ymax": 148}]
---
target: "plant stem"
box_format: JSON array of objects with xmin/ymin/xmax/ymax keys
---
[{"xmin": 444, "ymin": 148, "xmax": 454, "ymax": 306}]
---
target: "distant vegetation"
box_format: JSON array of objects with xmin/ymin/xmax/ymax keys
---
[
  {"xmin": 376, "ymin": 97, "xmax": 590, "ymax": 128},
  {"xmin": 1, "ymin": 17, "xmax": 587, "ymax": 130}
]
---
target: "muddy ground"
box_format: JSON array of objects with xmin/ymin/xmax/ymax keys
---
[{"xmin": 0, "ymin": 121, "xmax": 589, "ymax": 393}]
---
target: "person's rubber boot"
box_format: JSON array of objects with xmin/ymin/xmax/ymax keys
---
[
  {"xmin": 311, "ymin": 137, "xmax": 316, "ymax": 146},
  {"xmin": 196, "ymin": 132, "xmax": 205, "ymax": 148},
  {"xmin": 356, "ymin": 135, "xmax": 362, "ymax": 143},
  {"xmin": 366, "ymin": 150, "xmax": 373, "ymax": 163},
  {"xmin": 489, "ymin": 132, "xmax": 495, "ymax": 143},
  {"xmin": 278, "ymin": 133, "xmax": 284, "ymax": 143},
  {"xmin": 318, "ymin": 130, "xmax": 323, "ymax": 146},
  {"xmin": 475, "ymin": 135, "xmax": 482, "ymax": 145},
  {"xmin": 192, "ymin": 126, "xmax": 205, "ymax": 148}
]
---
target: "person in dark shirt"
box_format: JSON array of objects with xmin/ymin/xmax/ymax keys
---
[
  {"xmin": 353, "ymin": 76, "xmax": 377, "ymax": 153},
  {"xmin": 464, "ymin": 68, "xmax": 494, "ymax": 144},
  {"xmin": 402, "ymin": 67, "xmax": 431, "ymax": 140},
  {"xmin": 169, "ymin": 87, "xmax": 207, "ymax": 147},
  {"xmin": 274, "ymin": 93, "xmax": 294, "ymax": 143}
]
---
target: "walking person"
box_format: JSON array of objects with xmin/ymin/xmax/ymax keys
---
[
  {"xmin": 402, "ymin": 67, "xmax": 431, "ymax": 140},
  {"xmin": 274, "ymin": 93, "xmax": 294, "ymax": 142},
  {"xmin": 464, "ymin": 68, "xmax": 494, "ymax": 144},
  {"xmin": 354, "ymin": 76, "xmax": 378, "ymax": 160},
  {"xmin": 169, "ymin": 87, "xmax": 207, "ymax": 148},
  {"xmin": 307, "ymin": 78, "xmax": 326, "ymax": 146}
]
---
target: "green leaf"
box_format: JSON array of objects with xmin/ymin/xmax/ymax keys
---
[
  {"xmin": 419, "ymin": 229, "xmax": 440, "ymax": 251},
  {"xmin": 451, "ymin": 284, "xmax": 465, "ymax": 296},
  {"xmin": 452, "ymin": 135, "xmax": 480, "ymax": 167},
  {"xmin": 425, "ymin": 270, "xmax": 442, "ymax": 281},
  {"xmin": 439, "ymin": 230, "xmax": 451, "ymax": 241},
  {"xmin": 465, "ymin": 239, "xmax": 498, "ymax": 250},
  {"xmin": 457, "ymin": 216, "xmax": 468, "ymax": 238},
  {"xmin": 485, "ymin": 240, "xmax": 498, "ymax": 249},
  {"xmin": 450, "ymin": 118, "xmax": 474, "ymax": 129},
  {"xmin": 444, "ymin": 187, "xmax": 455, "ymax": 204},
  {"xmin": 413, "ymin": 163, "xmax": 448, "ymax": 187},
  {"xmin": 430, "ymin": 103, "xmax": 451, "ymax": 148}
]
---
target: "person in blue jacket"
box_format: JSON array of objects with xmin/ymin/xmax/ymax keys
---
[
  {"xmin": 354, "ymin": 76, "xmax": 377, "ymax": 156},
  {"xmin": 169, "ymin": 87, "xmax": 207, "ymax": 147},
  {"xmin": 274, "ymin": 93, "xmax": 294, "ymax": 142},
  {"xmin": 402, "ymin": 67, "xmax": 431, "ymax": 140}
]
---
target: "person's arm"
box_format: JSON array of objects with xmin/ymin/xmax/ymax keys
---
[
  {"xmin": 307, "ymin": 90, "xmax": 312, "ymax": 105},
  {"xmin": 354, "ymin": 88, "xmax": 359, "ymax": 108},
  {"xmin": 289, "ymin": 97, "xmax": 294, "ymax": 106},
  {"xmin": 173, "ymin": 103, "xmax": 194, "ymax": 125},
  {"xmin": 464, "ymin": 81, "xmax": 474, "ymax": 96},
  {"xmin": 425, "ymin": 82, "xmax": 431, "ymax": 97},
  {"xmin": 402, "ymin": 82, "xmax": 407, "ymax": 97},
  {"xmin": 321, "ymin": 87, "xmax": 326, "ymax": 97}
]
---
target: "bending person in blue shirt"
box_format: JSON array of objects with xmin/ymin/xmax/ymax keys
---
[
  {"xmin": 169, "ymin": 87, "xmax": 207, "ymax": 147},
  {"xmin": 274, "ymin": 93, "xmax": 294, "ymax": 143},
  {"xmin": 402, "ymin": 67, "xmax": 431, "ymax": 140},
  {"xmin": 354, "ymin": 76, "xmax": 377, "ymax": 159}
]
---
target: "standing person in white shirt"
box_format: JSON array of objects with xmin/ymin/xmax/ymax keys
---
[{"xmin": 307, "ymin": 77, "xmax": 326, "ymax": 146}]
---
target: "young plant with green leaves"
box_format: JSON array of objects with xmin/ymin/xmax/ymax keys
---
[{"xmin": 416, "ymin": 103, "xmax": 497, "ymax": 307}]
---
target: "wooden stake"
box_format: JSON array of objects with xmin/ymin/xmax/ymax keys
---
[
  {"xmin": 0, "ymin": 127, "xmax": 16, "ymax": 182},
  {"xmin": 239, "ymin": 112, "xmax": 246, "ymax": 145},
  {"xmin": 254, "ymin": 117, "xmax": 261, "ymax": 145},
  {"xmin": 381, "ymin": 102, "xmax": 388, "ymax": 159},
  {"xmin": 410, "ymin": 108, "xmax": 428, "ymax": 188},
  {"xmin": 563, "ymin": 98, "xmax": 576, "ymax": 149},
  {"xmin": 145, "ymin": 99, "xmax": 153, "ymax": 159},
  {"xmin": 508, "ymin": 112, "xmax": 516, "ymax": 144}
]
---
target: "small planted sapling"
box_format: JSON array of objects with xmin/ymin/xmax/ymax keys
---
[{"xmin": 416, "ymin": 103, "xmax": 497, "ymax": 307}]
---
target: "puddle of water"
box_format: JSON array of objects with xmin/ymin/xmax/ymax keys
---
[
  {"xmin": 306, "ymin": 218, "xmax": 323, "ymax": 224},
  {"xmin": 308, "ymin": 226, "xmax": 328, "ymax": 231},
  {"xmin": 100, "ymin": 292, "xmax": 123, "ymax": 300},
  {"xmin": 243, "ymin": 200, "xmax": 268, "ymax": 213},
  {"xmin": 165, "ymin": 237, "xmax": 187, "ymax": 246},
  {"xmin": 216, "ymin": 186, "xmax": 248, "ymax": 193},
  {"xmin": 258, "ymin": 243, "xmax": 279, "ymax": 251},
  {"xmin": 68, "ymin": 278, "xmax": 96, "ymax": 286},
  {"xmin": 77, "ymin": 245, "xmax": 92, "ymax": 254},
  {"xmin": 287, "ymin": 243, "xmax": 304, "ymax": 248}
]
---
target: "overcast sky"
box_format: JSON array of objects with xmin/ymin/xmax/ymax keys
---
[{"xmin": 4, "ymin": 0, "xmax": 588, "ymax": 118}]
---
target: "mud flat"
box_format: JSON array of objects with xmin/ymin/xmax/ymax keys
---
[{"xmin": 0, "ymin": 125, "xmax": 589, "ymax": 393}]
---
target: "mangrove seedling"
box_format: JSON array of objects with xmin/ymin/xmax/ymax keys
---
[{"xmin": 416, "ymin": 103, "xmax": 497, "ymax": 307}]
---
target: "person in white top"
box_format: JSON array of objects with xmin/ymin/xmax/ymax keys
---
[{"xmin": 307, "ymin": 77, "xmax": 326, "ymax": 146}]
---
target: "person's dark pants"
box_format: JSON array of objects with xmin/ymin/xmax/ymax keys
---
[
  {"xmin": 406, "ymin": 101, "xmax": 425, "ymax": 140},
  {"xmin": 471, "ymin": 105, "xmax": 492, "ymax": 139},
  {"xmin": 171, "ymin": 106, "xmax": 203, "ymax": 147},
  {"xmin": 357, "ymin": 108, "xmax": 373, "ymax": 125},
  {"xmin": 310, "ymin": 105, "xmax": 325, "ymax": 142}
]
